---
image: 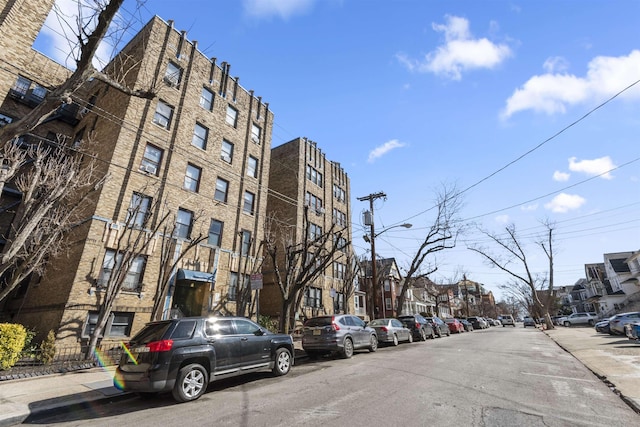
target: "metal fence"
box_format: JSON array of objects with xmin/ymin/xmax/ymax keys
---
[{"xmin": 0, "ymin": 342, "xmax": 123, "ymax": 380}]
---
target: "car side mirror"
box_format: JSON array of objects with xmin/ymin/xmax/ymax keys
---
[{"xmin": 254, "ymin": 328, "xmax": 265, "ymax": 336}]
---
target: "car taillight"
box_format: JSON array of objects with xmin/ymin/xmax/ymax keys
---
[
  {"xmin": 415, "ymin": 323, "xmax": 420, "ymax": 329},
  {"xmin": 330, "ymin": 316, "xmax": 340, "ymax": 331},
  {"xmin": 146, "ymin": 339, "xmax": 174, "ymax": 352},
  {"xmin": 381, "ymin": 326, "xmax": 388, "ymax": 332}
]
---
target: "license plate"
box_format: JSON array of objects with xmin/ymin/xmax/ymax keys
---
[
  {"xmin": 313, "ymin": 329, "xmax": 321, "ymax": 336},
  {"xmin": 132, "ymin": 346, "xmax": 149, "ymax": 353}
]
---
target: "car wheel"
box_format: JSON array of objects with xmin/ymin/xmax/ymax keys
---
[
  {"xmin": 272, "ymin": 348, "xmax": 292, "ymax": 376},
  {"xmin": 407, "ymin": 333, "xmax": 413, "ymax": 343},
  {"xmin": 436, "ymin": 329, "xmax": 442, "ymax": 338},
  {"xmin": 341, "ymin": 337, "xmax": 354, "ymax": 358},
  {"xmin": 172, "ymin": 363, "xmax": 208, "ymax": 403},
  {"xmin": 564, "ymin": 321, "xmax": 570, "ymax": 327},
  {"xmin": 368, "ymin": 335, "xmax": 378, "ymax": 352},
  {"xmin": 420, "ymin": 329, "xmax": 427, "ymax": 341},
  {"xmin": 588, "ymin": 319, "xmax": 595, "ymax": 326},
  {"xmin": 392, "ymin": 334, "xmax": 399, "ymax": 346}
]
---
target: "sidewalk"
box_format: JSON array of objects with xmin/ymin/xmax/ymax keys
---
[
  {"xmin": 0, "ymin": 330, "xmax": 638, "ymax": 425},
  {"xmin": 543, "ymin": 326, "xmax": 640, "ymax": 413}
]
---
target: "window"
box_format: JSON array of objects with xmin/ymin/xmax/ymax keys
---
[
  {"xmin": 192, "ymin": 123, "xmax": 208, "ymax": 149},
  {"xmin": 153, "ymin": 100, "xmax": 173, "ymax": 129},
  {"xmin": 221, "ymin": 140, "xmax": 234, "ymax": 163},
  {"xmin": 235, "ymin": 319, "xmax": 260, "ymax": 335},
  {"xmin": 333, "ymin": 184, "xmax": 346, "ymax": 202},
  {"xmin": 140, "ymin": 144, "xmax": 162, "ymax": 175},
  {"xmin": 226, "ymin": 105, "xmax": 238, "ymax": 127},
  {"xmin": 243, "ymin": 191, "xmax": 255, "ymax": 215},
  {"xmin": 309, "ymin": 223, "xmax": 322, "ymax": 240},
  {"xmin": 385, "ymin": 298, "xmax": 392, "ymax": 310},
  {"xmin": 240, "ymin": 230, "xmax": 251, "ymax": 256},
  {"xmin": 83, "ymin": 311, "xmax": 134, "ymax": 338},
  {"xmin": 175, "ymin": 208, "xmax": 193, "ymax": 238},
  {"xmin": 214, "ymin": 178, "xmax": 229, "ymax": 202},
  {"xmin": 164, "ymin": 62, "xmax": 182, "ymax": 86},
  {"xmin": 334, "ymin": 233, "xmax": 347, "ymax": 251},
  {"xmin": 306, "ymin": 165, "xmax": 323, "ymax": 187},
  {"xmin": 247, "ymin": 156, "xmax": 258, "ymax": 178},
  {"xmin": 305, "ymin": 192, "xmax": 323, "ymax": 211},
  {"xmin": 98, "ymin": 250, "xmax": 146, "ymax": 291},
  {"xmin": 205, "ymin": 318, "xmax": 234, "ymax": 336},
  {"xmin": 251, "ymin": 123, "xmax": 261, "ymax": 144},
  {"xmin": 0, "ymin": 113, "xmax": 13, "ymax": 127},
  {"xmin": 334, "ymin": 262, "xmax": 345, "ymax": 280},
  {"xmin": 334, "ymin": 293, "xmax": 345, "ymax": 312},
  {"xmin": 229, "ymin": 272, "xmax": 238, "ymax": 301},
  {"xmin": 333, "ymin": 208, "xmax": 346, "ymax": 226},
  {"xmin": 12, "ymin": 76, "xmax": 31, "ymax": 96},
  {"xmin": 200, "ymin": 87, "xmax": 214, "ymax": 111},
  {"xmin": 31, "ymin": 85, "xmax": 47, "ymax": 101},
  {"xmin": 184, "ymin": 163, "xmax": 202, "ymax": 192},
  {"xmin": 208, "ymin": 219, "xmax": 223, "ymax": 246},
  {"xmin": 126, "ymin": 193, "xmax": 152, "ymax": 228},
  {"xmin": 305, "ymin": 287, "xmax": 322, "ymax": 308}
]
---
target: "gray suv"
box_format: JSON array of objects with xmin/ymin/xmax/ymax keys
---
[{"xmin": 302, "ymin": 315, "xmax": 378, "ymax": 358}]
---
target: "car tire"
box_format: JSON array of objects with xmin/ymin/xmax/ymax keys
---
[
  {"xmin": 341, "ymin": 337, "xmax": 354, "ymax": 359},
  {"xmin": 368, "ymin": 335, "xmax": 378, "ymax": 352},
  {"xmin": 272, "ymin": 348, "xmax": 292, "ymax": 376},
  {"xmin": 407, "ymin": 333, "xmax": 413, "ymax": 343},
  {"xmin": 420, "ymin": 329, "xmax": 427, "ymax": 341},
  {"xmin": 172, "ymin": 363, "xmax": 208, "ymax": 403},
  {"xmin": 564, "ymin": 321, "xmax": 571, "ymax": 327},
  {"xmin": 392, "ymin": 334, "xmax": 399, "ymax": 346},
  {"xmin": 588, "ymin": 319, "xmax": 595, "ymax": 326}
]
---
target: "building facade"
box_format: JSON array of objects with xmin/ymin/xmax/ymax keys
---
[
  {"xmin": 261, "ymin": 137, "xmax": 353, "ymax": 329},
  {"xmin": 1, "ymin": 1, "xmax": 274, "ymax": 347}
]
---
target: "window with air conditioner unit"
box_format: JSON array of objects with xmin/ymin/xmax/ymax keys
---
[
  {"xmin": 140, "ymin": 144, "xmax": 162, "ymax": 176},
  {"xmin": 221, "ymin": 139, "xmax": 234, "ymax": 163}
]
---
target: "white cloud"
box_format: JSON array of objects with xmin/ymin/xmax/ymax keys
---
[
  {"xmin": 242, "ymin": 0, "xmax": 315, "ymax": 20},
  {"xmin": 396, "ymin": 15, "xmax": 511, "ymax": 80},
  {"xmin": 553, "ymin": 171, "xmax": 570, "ymax": 182},
  {"xmin": 502, "ymin": 50, "xmax": 640, "ymax": 118},
  {"xmin": 367, "ymin": 139, "xmax": 406, "ymax": 163},
  {"xmin": 543, "ymin": 56, "xmax": 569, "ymax": 73},
  {"xmin": 568, "ymin": 156, "xmax": 616, "ymax": 179},
  {"xmin": 495, "ymin": 214, "xmax": 510, "ymax": 224},
  {"xmin": 544, "ymin": 193, "xmax": 586, "ymax": 213},
  {"xmin": 520, "ymin": 204, "xmax": 538, "ymax": 212}
]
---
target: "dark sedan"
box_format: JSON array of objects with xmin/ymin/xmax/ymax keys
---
[{"xmin": 397, "ymin": 314, "xmax": 435, "ymax": 341}]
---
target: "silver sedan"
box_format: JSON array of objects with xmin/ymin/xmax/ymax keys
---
[{"xmin": 368, "ymin": 318, "xmax": 413, "ymax": 346}]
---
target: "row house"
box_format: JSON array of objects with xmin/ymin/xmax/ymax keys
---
[{"xmin": 1, "ymin": 1, "xmax": 274, "ymax": 347}]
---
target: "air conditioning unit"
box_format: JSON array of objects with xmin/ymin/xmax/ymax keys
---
[
  {"xmin": 316, "ymin": 207, "xmax": 325, "ymax": 215},
  {"xmin": 221, "ymin": 154, "xmax": 232, "ymax": 163},
  {"xmin": 140, "ymin": 164, "xmax": 157, "ymax": 174},
  {"xmin": 163, "ymin": 76, "xmax": 177, "ymax": 87},
  {"xmin": 251, "ymin": 135, "xmax": 259, "ymax": 143}
]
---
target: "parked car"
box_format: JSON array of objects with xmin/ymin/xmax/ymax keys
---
[
  {"xmin": 609, "ymin": 312, "xmax": 640, "ymax": 335},
  {"xmin": 444, "ymin": 318, "xmax": 464, "ymax": 333},
  {"xmin": 397, "ymin": 314, "xmax": 435, "ymax": 341},
  {"xmin": 113, "ymin": 316, "xmax": 294, "ymax": 403},
  {"xmin": 498, "ymin": 315, "xmax": 515, "ymax": 327},
  {"xmin": 368, "ymin": 318, "xmax": 413, "ymax": 346},
  {"xmin": 467, "ymin": 317, "xmax": 488, "ymax": 329},
  {"xmin": 595, "ymin": 316, "xmax": 616, "ymax": 334},
  {"xmin": 484, "ymin": 318, "xmax": 496, "ymax": 326},
  {"xmin": 559, "ymin": 312, "xmax": 597, "ymax": 327},
  {"xmin": 459, "ymin": 318, "xmax": 474, "ymax": 332},
  {"xmin": 523, "ymin": 317, "xmax": 536, "ymax": 327},
  {"xmin": 302, "ymin": 315, "xmax": 378, "ymax": 359},
  {"xmin": 425, "ymin": 316, "xmax": 451, "ymax": 337}
]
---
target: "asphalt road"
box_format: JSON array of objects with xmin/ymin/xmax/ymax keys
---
[{"xmin": 25, "ymin": 326, "xmax": 639, "ymax": 426}]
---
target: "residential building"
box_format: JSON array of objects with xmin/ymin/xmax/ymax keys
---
[
  {"xmin": 1, "ymin": 1, "xmax": 273, "ymax": 347},
  {"xmin": 261, "ymin": 137, "xmax": 353, "ymax": 329}
]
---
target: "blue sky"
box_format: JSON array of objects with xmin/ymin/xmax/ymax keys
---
[{"xmin": 36, "ymin": 0, "xmax": 640, "ymax": 300}]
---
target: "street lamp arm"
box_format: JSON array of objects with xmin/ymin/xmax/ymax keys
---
[{"xmin": 373, "ymin": 223, "xmax": 412, "ymax": 238}]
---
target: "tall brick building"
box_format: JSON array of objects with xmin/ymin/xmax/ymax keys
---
[
  {"xmin": 261, "ymin": 137, "xmax": 354, "ymax": 329},
  {"xmin": 0, "ymin": 0, "xmax": 273, "ymax": 347}
]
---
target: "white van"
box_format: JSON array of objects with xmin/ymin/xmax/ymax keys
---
[{"xmin": 499, "ymin": 314, "xmax": 515, "ymax": 327}]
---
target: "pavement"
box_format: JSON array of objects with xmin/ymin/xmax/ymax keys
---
[{"xmin": 0, "ymin": 327, "xmax": 638, "ymax": 426}]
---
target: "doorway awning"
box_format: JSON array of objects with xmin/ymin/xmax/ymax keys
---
[{"xmin": 176, "ymin": 268, "xmax": 216, "ymax": 283}]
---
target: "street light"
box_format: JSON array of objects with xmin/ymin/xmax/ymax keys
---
[{"xmin": 364, "ymin": 223, "xmax": 412, "ymax": 319}]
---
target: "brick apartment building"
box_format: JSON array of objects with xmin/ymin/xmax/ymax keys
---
[
  {"xmin": 0, "ymin": 0, "xmax": 274, "ymax": 347},
  {"xmin": 261, "ymin": 137, "xmax": 354, "ymax": 329}
]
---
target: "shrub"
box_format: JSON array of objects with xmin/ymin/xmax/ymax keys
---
[
  {"xmin": 257, "ymin": 315, "xmax": 279, "ymax": 333},
  {"xmin": 38, "ymin": 330, "xmax": 56, "ymax": 365},
  {"xmin": 0, "ymin": 323, "xmax": 28, "ymax": 370}
]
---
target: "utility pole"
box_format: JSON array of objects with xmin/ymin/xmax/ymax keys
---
[{"xmin": 357, "ymin": 191, "xmax": 386, "ymax": 320}]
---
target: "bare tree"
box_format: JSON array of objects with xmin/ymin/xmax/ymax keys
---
[
  {"xmin": 0, "ymin": 1, "xmax": 155, "ymax": 302},
  {"xmin": 0, "ymin": 137, "xmax": 104, "ymax": 302},
  {"xmin": 338, "ymin": 251, "xmax": 360, "ymax": 314},
  {"xmin": 264, "ymin": 207, "xmax": 349, "ymax": 333},
  {"xmin": 395, "ymin": 184, "xmax": 464, "ymax": 315},
  {"xmin": 469, "ymin": 223, "xmax": 556, "ymax": 329}
]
